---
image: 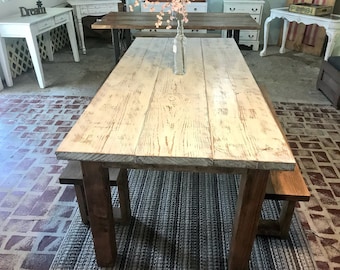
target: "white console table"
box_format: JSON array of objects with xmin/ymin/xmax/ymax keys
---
[
  {"xmin": 260, "ymin": 7, "xmax": 340, "ymax": 60},
  {"xmin": 67, "ymin": 0, "xmax": 121, "ymax": 54},
  {"xmin": 0, "ymin": 8, "xmax": 79, "ymax": 89}
]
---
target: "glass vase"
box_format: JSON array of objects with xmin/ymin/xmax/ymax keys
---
[{"xmin": 173, "ymin": 19, "xmax": 186, "ymax": 75}]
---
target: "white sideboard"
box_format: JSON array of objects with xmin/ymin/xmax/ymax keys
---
[
  {"xmin": 67, "ymin": 0, "xmax": 121, "ymax": 54},
  {"xmin": 223, "ymin": 0, "xmax": 264, "ymax": 51},
  {"xmin": 140, "ymin": 1, "xmax": 208, "ymax": 34}
]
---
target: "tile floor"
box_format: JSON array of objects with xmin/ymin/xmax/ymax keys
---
[{"xmin": 0, "ymin": 38, "xmax": 339, "ymax": 269}]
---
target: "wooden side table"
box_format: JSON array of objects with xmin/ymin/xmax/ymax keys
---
[
  {"xmin": 0, "ymin": 8, "xmax": 80, "ymax": 89},
  {"xmin": 67, "ymin": 0, "xmax": 121, "ymax": 54}
]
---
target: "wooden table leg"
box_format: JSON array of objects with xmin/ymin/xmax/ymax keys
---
[
  {"xmin": 81, "ymin": 161, "xmax": 117, "ymax": 267},
  {"xmin": 233, "ymin": 30, "xmax": 240, "ymax": 44},
  {"xmin": 228, "ymin": 169, "xmax": 269, "ymax": 270},
  {"xmin": 111, "ymin": 29, "xmax": 120, "ymax": 65}
]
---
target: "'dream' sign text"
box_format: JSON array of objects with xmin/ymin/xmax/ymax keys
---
[{"xmin": 19, "ymin": 7, "xmax": 47, "ymax": 17}]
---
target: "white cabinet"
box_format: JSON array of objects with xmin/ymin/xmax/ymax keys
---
[
  {"xmin": 223, "ymin": 0, "xmax": 264, "ymax": 51},
  {"xmin": 141, "ymin": 1, "xmax": 207, "ymax": 33},
  {"xmin": 67, "ymin": 0, "xmax": 121, "ymax": 54}
]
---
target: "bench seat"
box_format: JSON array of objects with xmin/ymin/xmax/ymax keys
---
[
  {"xmin": 259, "ymin": 164, "xmax": 310, "ymax": 238},
  {"xmin": 59, "ymin": 161, "xmax": 131, "ymax": 225}
]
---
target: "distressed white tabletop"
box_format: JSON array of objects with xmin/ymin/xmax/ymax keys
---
[{"xmin": 56, "ymin": 38, "xmax": 295, "ymax": 171}]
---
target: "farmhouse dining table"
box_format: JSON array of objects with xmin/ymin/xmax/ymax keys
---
[
  {"xmin": 91, "ymin": 12, "xmax": 260, "ymax": 63},
  {"xmin": 55, "ymin": 37, "xmax": 296, "ymax": 269}
]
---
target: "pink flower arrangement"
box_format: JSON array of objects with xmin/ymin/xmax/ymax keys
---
[{"xmin": 129, "ymin": 0, "xmax": 190, "ymax": 29}]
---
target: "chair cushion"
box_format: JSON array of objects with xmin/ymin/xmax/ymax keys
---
[{"xmin": 328, "ymin": 56, "xmax": 340, "ymax": 71}]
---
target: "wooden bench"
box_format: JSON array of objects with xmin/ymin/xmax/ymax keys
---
[
  {"xmin": 257, "ymin": 86, "xmax": 311, "ymax": 238},
  {"xmin": 59, "ymin": 161, "xmax": 131, "ymax": 225}
]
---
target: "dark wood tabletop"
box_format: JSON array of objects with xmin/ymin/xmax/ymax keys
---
[{"xmin": 92, "ymin": 12, "xmax": 260, "ymax": 30}]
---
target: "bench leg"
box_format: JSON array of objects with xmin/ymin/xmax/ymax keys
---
[
  {"xmin": 278, "ymin": 200, "xmax": 296, "ymax": 238},
  {"xmin": 116, "ymin": 168, "xmax": 131, "ymax": 224},
  {"xmin": 257, "ymin": 200, "xmax": 296, "ymax": 238},
  {"xmin": 74, "ymin": 184, "xmax": 90, "ymax": 225},
  {"xmin": 73, "ymin": 168, "xmax": 131, "ymax": 225}
]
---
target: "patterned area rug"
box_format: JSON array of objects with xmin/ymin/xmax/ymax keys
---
[{"xmin": 50, "ymin": 170, "xmax": 316, "ymax": 270}]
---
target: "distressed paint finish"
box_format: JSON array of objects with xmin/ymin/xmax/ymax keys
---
[{"xmin": 56, "ymin": 38, "xmax": 294, "ymax": 170}]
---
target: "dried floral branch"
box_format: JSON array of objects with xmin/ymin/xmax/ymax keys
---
[{"xmin": 129, "ymin": 0, "xmax": 190, "ymax": 29}]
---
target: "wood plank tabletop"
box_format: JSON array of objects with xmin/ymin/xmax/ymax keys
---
[
  {"xmin": 92, "ymin": 12, "xmax": 260, "ymax": 30},
  {"xmin": 56, "ymin": 38, "xmax": 295, "ymax": 171}
]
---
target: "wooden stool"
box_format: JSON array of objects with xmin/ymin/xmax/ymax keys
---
[
  {"xmin": 59, "ymin": 161, "xmax": 131, "ymax": 225},
  {"xmin": 317, "ymin": 56, "xmax": 340, "ymax": 109}
]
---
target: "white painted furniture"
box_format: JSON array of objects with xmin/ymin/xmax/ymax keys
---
[
  {"xmin": 223, "ymin": 0, "xmax": 264, "ymax": 51},
  {"xmin": 0, "ymin": 8, "xmax": 79, "ymax": 89},
  {"xmin": 260, "ymin": 7, "xmax": 340, "ymax": 60},
  {"xmin": 67, "ymin": 0, "xmax": 121, "ymax": 54},
  {"xmin": 140, "ymin": 0, "xmax": 208, "ymax": 34}
]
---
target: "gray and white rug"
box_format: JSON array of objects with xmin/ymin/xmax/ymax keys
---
[{"xmin": 50, "ymin": 170, "xmax": 316, "ymax": 269}]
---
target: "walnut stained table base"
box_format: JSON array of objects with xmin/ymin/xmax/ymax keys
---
[{"xmin": 81, "ymin": 162, "xmax": 269, "ymax": 268}]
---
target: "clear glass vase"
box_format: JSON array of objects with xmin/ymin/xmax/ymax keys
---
[{"xmin": 173, "ymin": 19, "xmax": 186, "ymax": 75}]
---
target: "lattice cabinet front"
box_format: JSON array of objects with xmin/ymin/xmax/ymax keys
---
[{"xmin": 5, "ymin": 25, "xmax": 69, "ymax": 79}]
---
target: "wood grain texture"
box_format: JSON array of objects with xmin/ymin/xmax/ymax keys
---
[
  {"xmin": 266, "ymin": 165, "xmax": 310, "ymax": 201},
  {"xmin": 259, "ymin": 85, "xmax": 310, "ymax": 201},
  {"xmin": 56, "ymin": 38, "xmax": 295, "ymax": 171},
  {"xmin": 91, "ymin": 12, "xmax": 260, "ymax": 31}
]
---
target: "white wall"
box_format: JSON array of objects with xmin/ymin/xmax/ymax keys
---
[{"xmin": 0, "ymin": 0, "xmax": 66, "ymax": 17}]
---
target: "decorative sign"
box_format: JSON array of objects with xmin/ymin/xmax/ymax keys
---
[{"xmin": 19, "ymin": 1, "xmax": 46, "ymax": 17}]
